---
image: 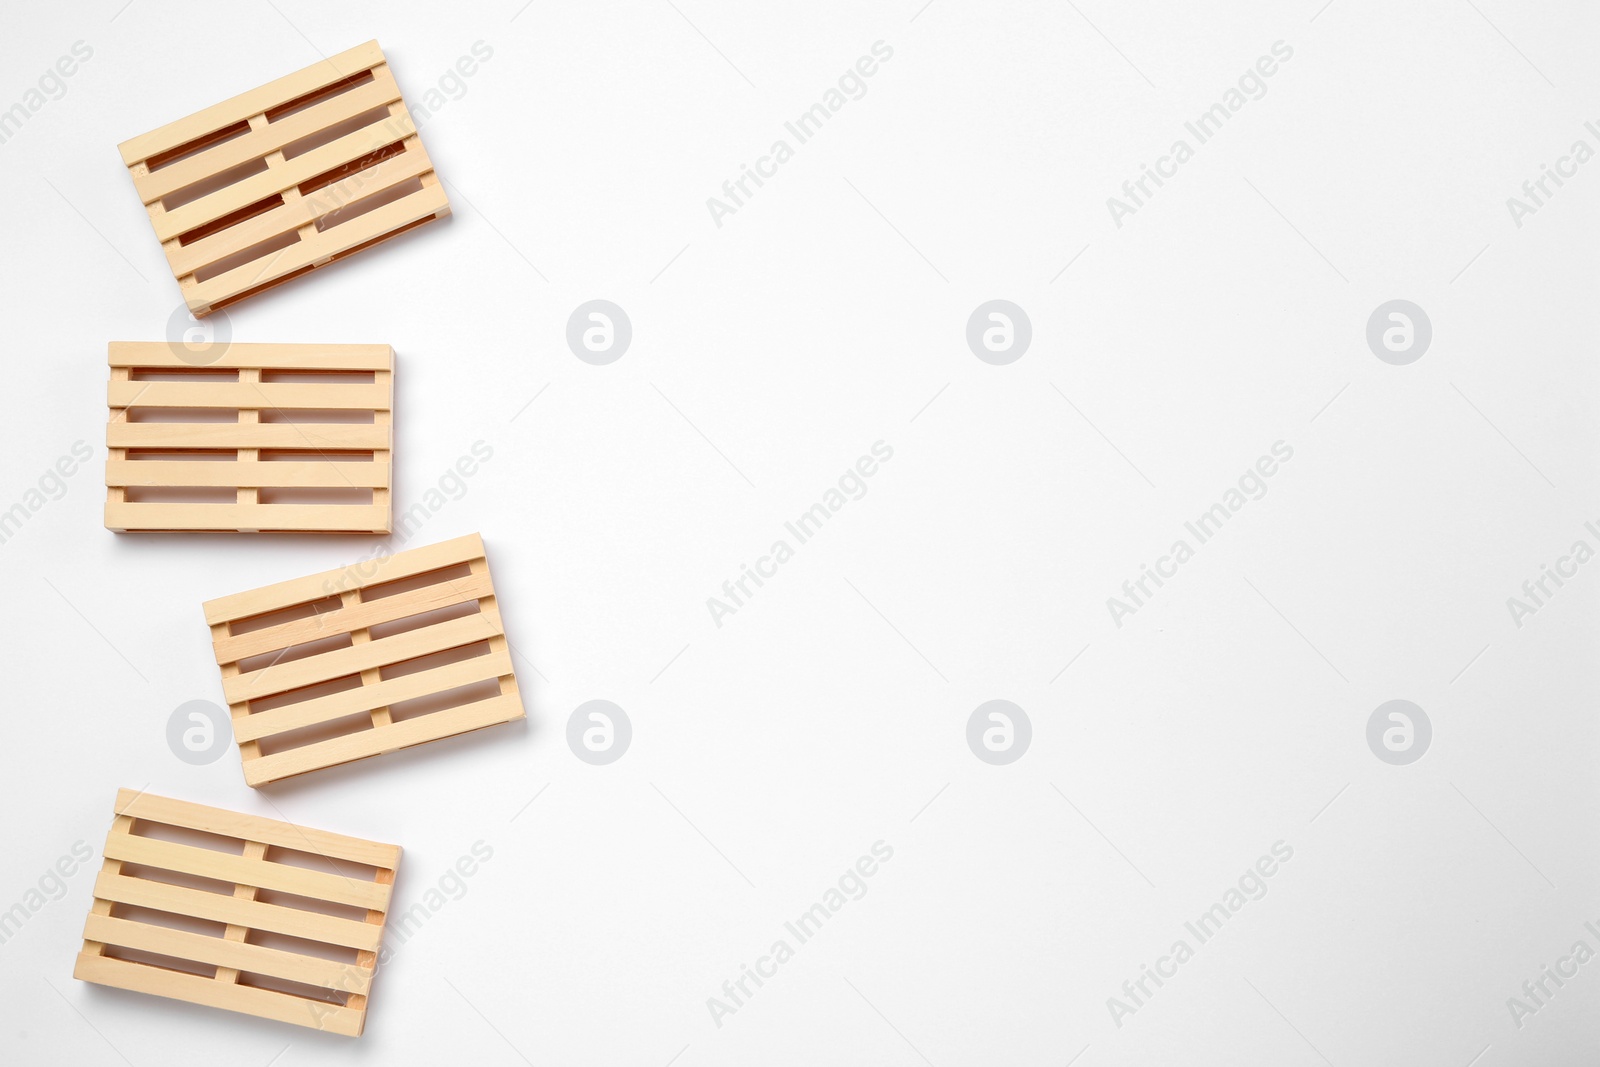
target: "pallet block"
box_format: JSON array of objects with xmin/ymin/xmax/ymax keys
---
[
  {"xmin": 118, "ymin": 40, "xmax": 449, "ymax": 317},
  {"xmin": 104, "ymin": 342, "xmax": 393, "ymax": 534},
  {"xmin": 203, "ymin": 533, "xmax": 525, "ymax": 786},
  {"xmin": 74, "ymin": 788, "xmax": 400, "ymax": 1036}
]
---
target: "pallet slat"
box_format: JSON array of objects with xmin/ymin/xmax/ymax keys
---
[
  {"xmin": 110, "ymin": 341, "xmax": 393, "ymax": 370},
  {"xmin": 215, "ymin": 570, "xmax": 495, "ymax": 662},
  {"xmin": 246, "ymin": 694, "xmax": 526, "ymax": 783},
  {"xmin": 107, "ymin": 423, "xmax": 389, "ymax": 450},
  {"xmin": 83, "ymin": 915, "xmax": 371, "ymax": 993},
  {"xmin": 75, "ymin": 956, "xmax": 368, "ymax": 1036},
  {"xmin": 105, "ymin": 503, "xmax": 388, "ymax": 533},
  {"xmin": 106, "ymin": 460, "xmax": 390, "ymax": 489},
  {"xmin": 204, "ymin": 532, "xmax": 484, "ymax": 622},
  {"xmin": 111, "ymin": 788, "xmax": 400, "ymax": 867},
  {"xmin": 118, "ymin": 40, "xmax": 447, "ymax": 316},
  {"xmin": 118, "ymin": 41, "xmax": 388, "ymax": 166},
  {"xmin": 203, "ymin": 533, "xmax": 525, "ymax": 786},
  {"xmin": 142, "ymin": 68, "xmax": 406, "ymax": 216},
  {"xmin": 158, "ymin": 123, "xmax": 432, "ymax": 255},
  {"xmin": 104, "ymin": 342, "xmax": 392, "ymax": 534},
  {"xmin": 108, "ymin": 381, "xmax": 389, "ymax": 410},
  {"xmin": 184, "ymin": 183, "xmax": 450, "ymax": 313},
  {"xmin": 225, "ymin": 612, "xmax": 501, "ymax": 703},
  {"xmin": 102, "ymin": 833, "xmax": 390, "ymax": 911},
  {"xmin": 232, "ymin": 649, "xmax": 514, "ymax": 743},
  {"xmin": 75, "ymin": 790, "xmax": 398, "ymax": 1035},
  {"xmin": 92, "ymin": 873, "xmax": 383, "ymax": 952}
]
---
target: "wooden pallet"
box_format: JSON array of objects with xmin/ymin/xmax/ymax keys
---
[
  {"xmin": 105, "ymin": 342, "xmax": 393, "ymax": 534},
  {"xmin": 118, "ymin": 40, "xmax": 449, "ymax": 317},
  {"xmin": 74, "ymin": 788, "xmax": 400, "ymax": 1036},
  {"xmin": 203, "ymin": 533, "xmax": 525, "ymax": 786}
]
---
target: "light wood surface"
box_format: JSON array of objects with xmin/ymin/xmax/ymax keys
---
[
  {"xmin": 103, "ymin": 342, "xmax": 393, "ymax": 534},
  {"xmin": 117, "ymin": 40, "xmax": 449, "ymax": 316},
  {"xmin": 202, "ymin": 534, "xmax": 526, "ymax": 785},
  {"xmin": 74, "ymin": 789, "xmax": 400, "ymax": 1035}
]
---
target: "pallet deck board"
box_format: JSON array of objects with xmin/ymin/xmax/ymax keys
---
[
  {"xmin": 75, "ymin": 789, "xmax": 399, "ymax": 1035},
  {"xmin": 202, "ymin": 533, "xmax": 526, "ymax": 785},
  {"xmin": 104, "ymin": 341, "xmax": 393, "ymax": 534},
  {"xmin": 118, "ymin": 40, "xmax": 448, "ymax": 316}
]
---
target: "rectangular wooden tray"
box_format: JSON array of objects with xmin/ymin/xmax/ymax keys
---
[
  {"xmin": 105, "ymin": 342, "xmax": 393, "ymax": 534},
  {"xmin": 74, "ymin": 788, "xmax": 400, "ymax": 1035},
  {"xmin": 118, "ymin": 40, "xmax": 449, "ymax": 317},
  {"xmin": 203, "ymin": 533, "xmax": 525, "ymax": 785}
]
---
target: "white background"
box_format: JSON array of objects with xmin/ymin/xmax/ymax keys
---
[{"xmin": 2, "ymin": 1, "xmax": 1598, "ymax": 1064}]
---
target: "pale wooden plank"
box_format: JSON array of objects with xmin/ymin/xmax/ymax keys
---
[
  {"xmin": 199, "ymin": 532, "xmax": 524, "ymax": 783},
  {"xmin": 203, "ymin": 533, "xmax": 484, "ymax": 624},
  {"xmin": 118, "ymin": 41, "xmax": 386, "ymax": 166},
  {"xmin": 231, "ymin": 369, "xmax": 261, "ymax": 514},
  {"xmin": 371, "ymin": 365, "xmax": 393, "ymax": 534},
  {"xmin": 83, "ymin": 915, "xmax": 370, "ymax": 993},
  {"xmin": 101, "ymin": 834, "xmax": 391, "ymax": 911},
  {"xmin": 186, "ymin": 181, "xmax": 449, "ymax": 310},
  {"xmin": 107, "ymin": 422, "xmax": 388, "ymax": 450},
  {"xmin": 104, "ymin": 342, "xmax": 392, "ymax": 534},
  {"xmin": 109, "ymin": 341, "xmax": 392, "ymax": 371},
  {"xmin": 245, "ymin": 693, "xmax": 525, "ymax": 785},
  {"xmin": 105, "ymin": 502, "xmax": 387, "ymax": 534},
  {"xmin": 106, "ymin": 459, "xmax": 389, "ymax": 489},
  {"xmin": 92, "ymin": 871, "xmax": 383, "ymax": 952},
  {"xmin": 106, "ymin": 362, "xmax": 130, "ymax": 514},
  {"xmin": 224, "ymin": 612, "xmax": 503, "ymax": 703},
  {"xmin": 166, "ymin": 145, "xmax": 435, "ymax": 276},
  {"xmin": 73, "ymin": 954, "xmax": 366, "ymax": 1036},
  {"xmin": 470, "ymin": 559, "xmax": 526, "ymax": 731},
  {"xmin": 343, "ymin": 865, "xmax": 392, "ymax": 1024},
  {"xmin": 81, "ymin": 814, "xmax": 134, "ymax": 963},
  {"xmin": 120, "ymin": 42, "xmax": 445, "ymax": 317},
  {"xmin": 108, "ymin": 381, "xmax": 389, "ymax": 411},
  {"xmin": 155, "ymin": 114, "xmax": 427, "ymax": 246},
  {"xmin": 211, "ymin": 837, "xmax": 265, "ymax": 987},
  {"xmin": 233, "ymin": 648, "xmax": 513, "ymax": 743},
  {"xmin": 112, "ymin": 789, "xmax": 400, "ymax": 869},
  {"xmin": 134, "ymin": 66, "xmax": 405, "ymax": 205},
  {"xmin": 76, "ymin": 791, "xmax": 396, "ymax": 1033},
  {"xmin": 214, "ymin": 571, "xmax": 493, "ymax": 663}
]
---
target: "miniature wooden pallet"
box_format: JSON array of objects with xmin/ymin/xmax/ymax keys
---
[
  {"xmin": 203, "ymin": 533, "xmax": 525, "ymax": 786},
  {"xmin": 104, "ymin": 342, "xmax": 393, "ymax": 534},
  {"xmin": 118, "ymin": 40, "xmax": 449, "ymax": 317},
  {"xmin": 74, "ymin": 788, "xmax": 400, "ymax": 1035}
]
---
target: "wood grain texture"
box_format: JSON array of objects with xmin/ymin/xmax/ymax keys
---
[
  {"xmin": 201, "ymin": 534, "xmax": 525, "ymax": 785},
  {"xmin": 117, "ymin": 41, "xmax": 448, "ymax": 316},
  {"xmin": 74, "ymin": 789, "xmax": 400, "ymax": 1036},
  {"xmin": 103, "ymin": 342, "xmax": 392, "ymax": 534}
]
